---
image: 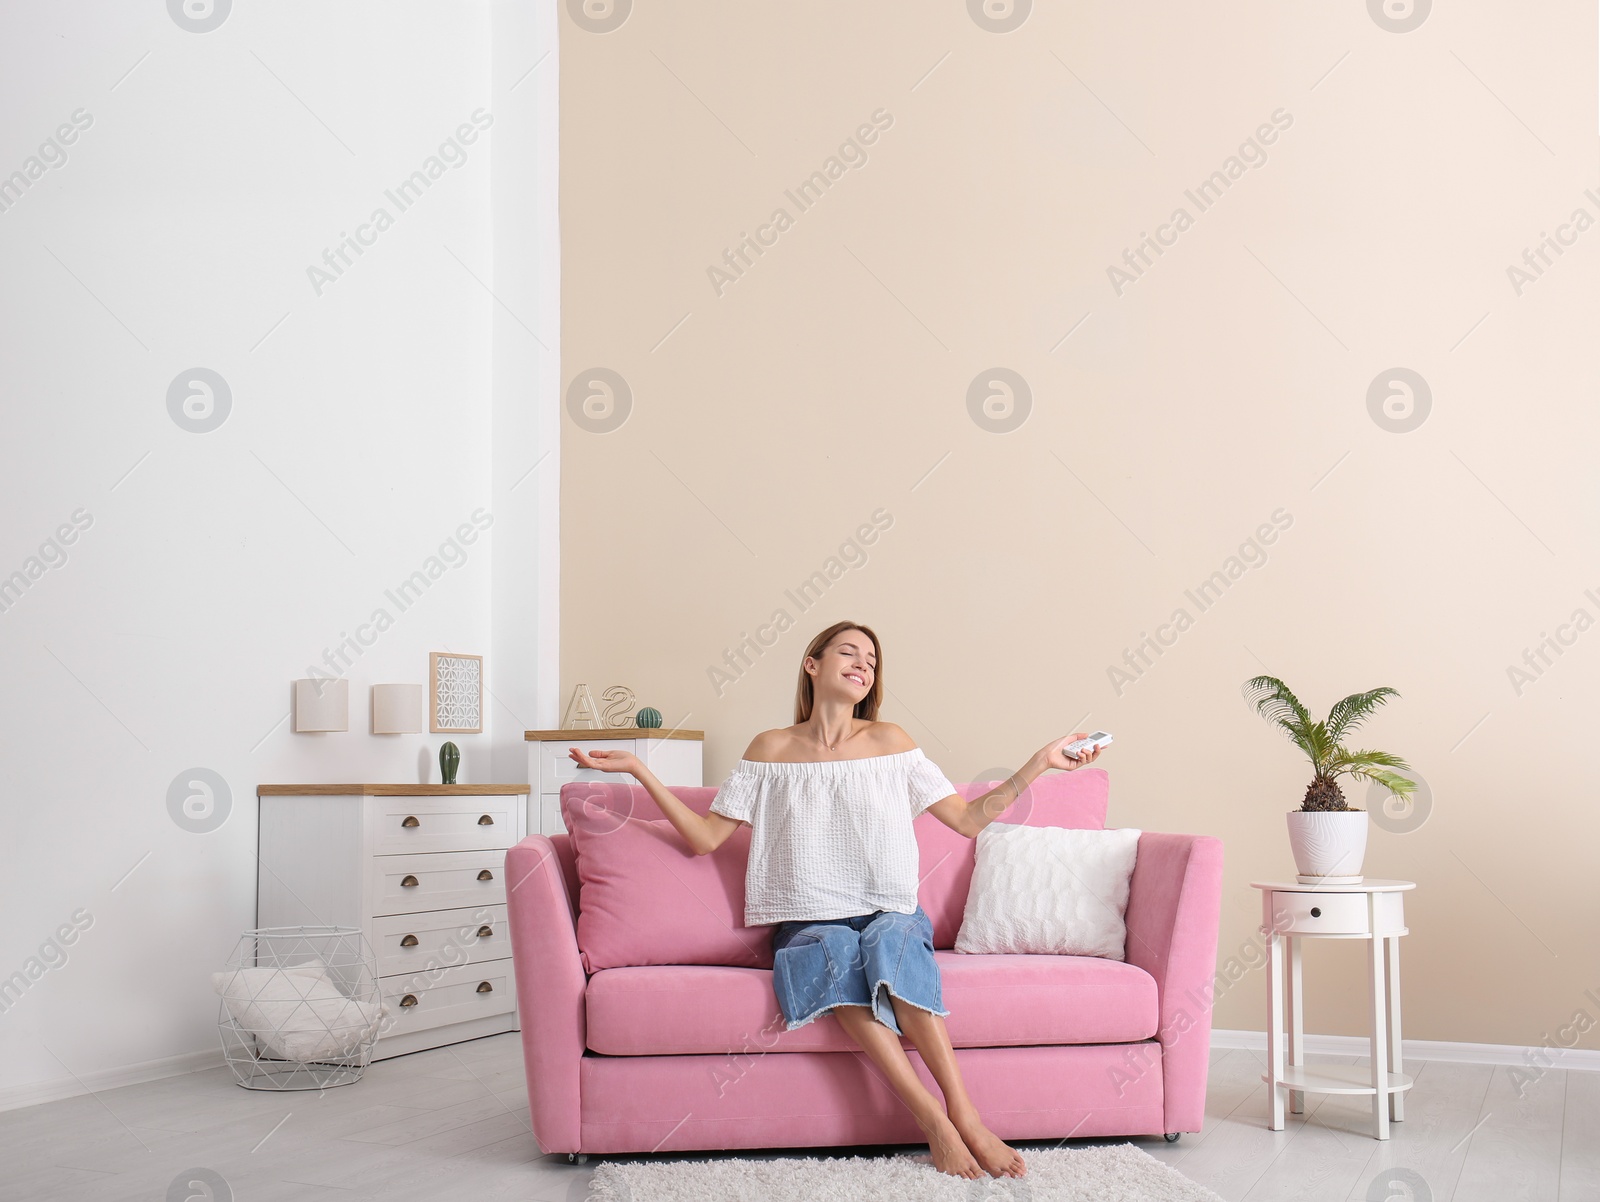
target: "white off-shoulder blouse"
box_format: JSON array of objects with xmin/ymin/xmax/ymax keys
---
[{"xmin": 708, "ymin": 747, "xmax": 958, "ymax": 926}]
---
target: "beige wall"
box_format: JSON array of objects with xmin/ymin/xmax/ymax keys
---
[{"xmin": 560, "ymin": 1, "xmax": 1599, "ymax": 1050}]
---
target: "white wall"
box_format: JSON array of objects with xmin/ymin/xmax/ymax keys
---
[
  {"xmin": 490, "ymin": 0, "xmax": 564, "ymax": 770},
  {"xmin": 0, "ymin": 1, "xmax": 557, "ymax": 1105}
]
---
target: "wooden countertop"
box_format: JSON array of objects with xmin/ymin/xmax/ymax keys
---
[
  {"xmin": 258, "ymin": 784, "xmax": 532, "ymax": 796},
  {"xmin": 524, "ymin": 727, "xmax": 703, "ymax": 741}
]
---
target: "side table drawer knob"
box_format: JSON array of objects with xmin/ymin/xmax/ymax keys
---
[
  {"xmin": 1310, "ymin": 906, "xmax": 1321, "ymax": 918},
  {"xmin": 399, "ymin": 994, "xmax": 419, "ymax": 1008},
  {"xmin": 477, "ymin": 869, "xmax": 494, "ymax": 881},
  {"xmin": 400, "ymin": 934, "xmax": 419, "ymax": 947},
  {"xmin": 401, "ymin": 875, "xmax": 420, "ymax": 887},
  {"xmin": 476, "ymin": 925, "xmax": 493, "ymax": 938},
  {"xmin": 402, "ymin": 815, "xmax": 420, "ymax": 828},
  {"xmin": 476, "ymin": 981, "xmax": 493, "ymax": 994},
  {"xmin": 477, "ymin": 814, "xmax": 495, "ymax": 825}
]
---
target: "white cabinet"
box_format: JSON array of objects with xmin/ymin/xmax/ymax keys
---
[
  {"xmin": 257, "ymin": 784, "xmax": 529, "ymax": 1059},
  {"xmin": 524, "ymin": 728, "xmax": 704, "ymax": 834}
]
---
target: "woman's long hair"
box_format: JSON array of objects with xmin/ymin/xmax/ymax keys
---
[{"xmin": 794, "ymin": 621, "xmax": 883, "ymax": 724}]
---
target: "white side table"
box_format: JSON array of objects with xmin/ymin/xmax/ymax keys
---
[{"xmin": 1250, "ymin": 878, "xmax": 1416, "ymax": 1140}]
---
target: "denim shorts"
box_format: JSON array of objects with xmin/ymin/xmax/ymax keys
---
[{"xmin": 770, "ymin": 905, "xmax": 947, "ymax": 1036}]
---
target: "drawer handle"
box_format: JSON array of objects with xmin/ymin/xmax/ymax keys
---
[
  {"xmin": 476, "ymin": 924, "xmax": 493, "ymax": 938},
  {"xmin": 399, "ymin": 994, "xmax": 419, "ymax": 1008},
  {"xmin": 477, "ymin": 814, "xmax": 494, "ymax": 826},
  {"xmin": 401, "ymin": 875, "xmax": 420, "ymax": 888},
  {"xmin": 402, "ymin": 815, "xmax": 420, "ymax": 828},
  {"xmin": 478, "ymin": 869, "xmax": 494, "ymax": 881},
  {"xmin": 476, "ymin": 981, "xmax": 493, "ymax": 994},
  {"xmin": 1310, "ymin": 906, "xmax": 1322, "ymax": 918},
  {"xmin": 400, "ymin": 934, "xmax": 419, "ymax": 947}
]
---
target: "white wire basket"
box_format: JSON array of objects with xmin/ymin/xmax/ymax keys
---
[{"xmin": 214, "ymin": 926, "xmax": 383, "ymax": 1091}]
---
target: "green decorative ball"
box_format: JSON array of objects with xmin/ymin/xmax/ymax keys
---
[
  {"xmin": 439, "ymin": 741, "xmax": 461, "ymax": 784},
  {"xmin": 635, "ymin": 707, "xmax": 663, "ymax": 729}
]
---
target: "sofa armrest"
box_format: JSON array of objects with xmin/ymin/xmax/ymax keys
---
[
  {"xmin": 505, "ymin": 834, "xmax": 586, "ymax": 1154},
  {"xmin": 1122, "ymin": 832, "xmax": 1224, "ymax": 1134}
]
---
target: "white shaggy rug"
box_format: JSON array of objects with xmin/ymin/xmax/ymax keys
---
[{"xmin": 584, "ymin": 1143, "xmax": 1223, "ymax": 1201}]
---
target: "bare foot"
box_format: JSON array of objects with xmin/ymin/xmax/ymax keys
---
[
  {"xmin": 951, "ymin": 1110, "xmax": 1026, "ymax": 1178},
  {"xmin": 918, "ymin": 1112, "xmax": 981, "ymax": 1179}
]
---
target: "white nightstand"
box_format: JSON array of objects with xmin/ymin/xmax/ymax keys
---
[
  {"xmin": 524, "ymin": 727, "xmax": 704, "ymax": 835},
  {"xmin": 1251, "ymin": 877, "xmax": 1416, "ymax": 1140}
]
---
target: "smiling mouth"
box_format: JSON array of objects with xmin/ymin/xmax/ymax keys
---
[{"xmin": 843, "ymin": 673, "xmax": 866, "ymax": 687}]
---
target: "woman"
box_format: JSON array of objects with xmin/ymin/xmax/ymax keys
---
[{"xmin": 568, "ymin": 619, "xmax": 1103, "ymax": 1180}]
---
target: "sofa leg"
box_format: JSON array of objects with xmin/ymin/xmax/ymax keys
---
[
  {"xmin": 1163, "ymin": 1133, "xmax": 1181, "ymax": 1143},
  {"xmin": 567, "ymin": 1152, "xmax": 589, "ymax": 1164}
]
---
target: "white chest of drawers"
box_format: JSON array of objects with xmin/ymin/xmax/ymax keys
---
[
  {"xmin": 257, "ymin": 784, "xmax": 529, "ymax": 1059},
  {"xmin": 524, "ymin": 727, "xmax": 704, "ymax": 834}
]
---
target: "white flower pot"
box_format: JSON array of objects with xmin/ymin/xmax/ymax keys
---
[{"xmin": 1286, "ymin": 810, "xmax": 1368, "ymax": 884}]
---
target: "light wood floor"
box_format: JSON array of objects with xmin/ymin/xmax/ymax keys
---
[{"xmin": 2, "ymin": 1035, "xmax": 1594, "ymax": 1200}]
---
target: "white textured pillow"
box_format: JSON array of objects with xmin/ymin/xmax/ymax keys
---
[
  {"xmin": 955, "ymin": 824, "xmax": 1141, "ymax": 959},
  {"xmin": 211, "ymin": 959, "xmax": 385, "ymax": 1062}
]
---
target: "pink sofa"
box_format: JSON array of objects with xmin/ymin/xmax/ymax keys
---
[{"xmin": 504, "ymin": 768, "xmax": 1223, "ymax": 1157}]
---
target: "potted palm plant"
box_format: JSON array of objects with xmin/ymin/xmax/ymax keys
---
[{"xmin": 1243, "ymin": 676, "xmax": 1417, "ymax": 883}]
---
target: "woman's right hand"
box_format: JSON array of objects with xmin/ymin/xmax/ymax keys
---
[{"xmin": 568, "ymin": 747, "xmax": 641, "ymax": 775}]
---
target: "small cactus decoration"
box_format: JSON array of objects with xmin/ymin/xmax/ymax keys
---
[
  {"xmin": 635, "ymin": 707, "xmax": 663, "ymax": 729},
  {"xmin": 439, "ymin": 741, "xmax": 461, "ymax": 784}
]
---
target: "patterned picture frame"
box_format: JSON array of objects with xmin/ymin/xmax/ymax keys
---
[{"xmin": 429, "ymin": 652, "xmax": 483, "ymax": 734}]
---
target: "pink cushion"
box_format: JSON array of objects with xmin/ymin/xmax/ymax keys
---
[
  {"xmin": 917, "ymin": 768, "xmax": 1109, "ymax": 948},
  {"xmin": 584, "ymin": 949, "xmax": 1157, "ymax": 1056},
  {"xmin": 561, "ymin": 782, "xmax": 772, "ymax": 973}
]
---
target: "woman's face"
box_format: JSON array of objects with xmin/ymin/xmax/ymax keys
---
[{"xmin": 807, "ymin": 630, "xmax": 876, "ymax": 706}]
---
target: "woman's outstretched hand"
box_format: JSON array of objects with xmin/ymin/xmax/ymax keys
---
[
  {"xmin": 1039, "ymin": 733, "xmax": 1103, "ymax": 772},
  {"xmin": 568, "ymin": 747, "xmax": 642, "ymax": 775}
]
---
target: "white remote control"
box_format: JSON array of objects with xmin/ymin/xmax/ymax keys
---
[{"xmin": 1061, "ymin": 731, "xmax": 1113, "ymax": 760}]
